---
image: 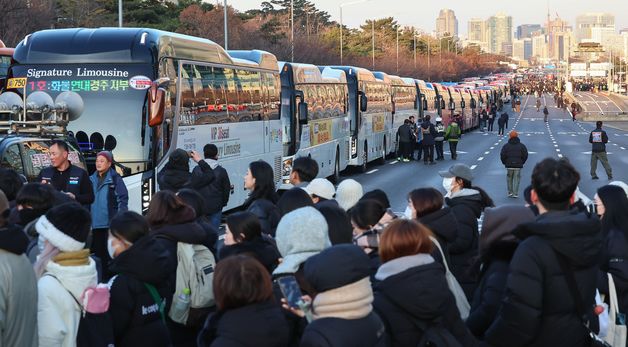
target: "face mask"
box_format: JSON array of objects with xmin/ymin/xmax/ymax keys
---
[
  {"xmin": 442, "ymin": 177, "xmax": 454, "ymax": 192},
  {"xmin": 107, "ymin": 238, "xmax": 118, "ymax": 259},
  {"xmin": 403, "ymin": 205, "xmax": 413, "ymax": 219},
  {"xmin": 37, "ymin": 235, "xmax": 46, "ymax": 253}
]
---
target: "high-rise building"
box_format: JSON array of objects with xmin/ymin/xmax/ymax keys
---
[
  {"xmin": 546, "ymin": 15, "xmax": 571, "ymax": 61},
  {"xmin": 532, "ymin": 34, "xmax": 548, "ymax": 60},
  {"xmin": 512, "ymin": 39, "xmax": 525, "ymax": 60},
  {"xmin": 523, "ymin": 38, "xmax": 533, "ymax": 60},
  {"xmin": 468, "ymin": 18, "xmax": 486, "ymax": 42},
  {"xmin": 436, "ymin": 9, "xmax": 458, "ymax": 37},
  {"xmin": 517, "ymin": 24, "xmax": 542, "ymax": 39},
  {"xmin": 575, "ymin": 13, "xmax": 615, "ymax": 43},
  {"xmin": 486, "ymin": 13, "xmax": 513, "ymax": 54}
]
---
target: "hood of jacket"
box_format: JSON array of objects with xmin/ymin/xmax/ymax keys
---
[
  {"xmin": 158, "ymin": 167, "xmax": 190, "ymax": 191},
  {"xmin": 375, "ymin": 261, "xmax": 450, "ymax": 321},
  {"xmin": 109, "ymin": 235, "xmax": 174, "ymax": 285},
  {"xmin": 212, "ymin": 299, "xmax": 289, "ymax": 345},
  {"xmin": 446, "ymin": 189, "xmax": 485, "ymax": 218},
  {"xmin": 507, "ymin": 137, "xmax": 521, "ymax": 145},
  {"xmin": 513, "ymin": 209, "xmax": 602, "ymax": 267},
  {"xmin": 0, "ymin": 224, "xmax": 29, "ymax": 254},
  {"xmin": 419, "ymin": 207, "xmax": 458, "ymax": 243},
  {"xmin": 152, "ymin": 221, "xmax": 208, "ymax": 245},
  {"xmin": 219, "ymin": 236, "xmax": 280, "ymax": 273},
  {"xmin": 45, "ymin": 257, "xmax": 98, "ymax": 300}
]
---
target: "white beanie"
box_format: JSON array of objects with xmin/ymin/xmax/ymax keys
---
[
  {"xmin": 609, "ymin": 181, "xmax": 628, "ymax": 198},
  {"xmin": 336, "ymin": 179, "xmax": 364, "ymax": 211}
]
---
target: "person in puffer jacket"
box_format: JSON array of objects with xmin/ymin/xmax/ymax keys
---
[
  {"xmin": 107, "ymin": 211, "xmax": 174, "ymax": 347},
  {"xmin": 34, "ymin": 203, "xmax": 97, "ymax": 347},
  {"xmin": 500, "ymin": 131, "xmax": 528, "ymax": 198}
]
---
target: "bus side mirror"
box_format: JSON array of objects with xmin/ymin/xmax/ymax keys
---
[
  {"xmin": 359, "ymin": 93, "xmax": 368, "ymax": 112},
  {"xmin": 148, "ymin": 84, "xmax": 167, "ymax": 127},
  {"xmin": 461, "ymin": 100, "xmax": 466, "ymax": 109},
  {"xmin": 449, "ymin": 100, "xmax": 455, "ymax": 110},
  {"xmin": 440, "ymin": 99, "xmax": 446, "ymax": 110},
  {"xmin": 298, "ymin": 101, "xmax": 308, "ymax": 124},
  {"xmin": 391, "ymin": 101, "xmax": 396, "ymax": 115},
  {"xmin": 423, "ymin": 99, "xmax": 428, "ymax": 111},
  {"xmin": 414, "ymin": 96, "xmax": 418, "ymax": 110},
  {"xmin": 471, "ymin": 99, "xmax": 477, "ymax": 109}
]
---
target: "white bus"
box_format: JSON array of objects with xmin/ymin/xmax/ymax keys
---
[
  {"xmin": 8, "ymin": 28, "xmax": 283, "ymax": 212},
  {"xmin": 278, "ymin": 62, "xmax": 350, "ymax": 185},
  {"xmin": 327, "ymin": 66, "xmax": 392, "ymax": 172},
  {"xmin": 385, "ymin": 74, "xmax": 419, "ymax": 153}
]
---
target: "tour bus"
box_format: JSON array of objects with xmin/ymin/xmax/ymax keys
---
[
  {"xmin": 0, "ymin": 41, "xmax": 13, "ymax": 91},
  {"xmin": 431, "ymin": 83, "xmax": 449, "ymax": 123},
  {"xmin": 326, "ymin": 66, "xmax": 392, "ymax": 172},
  {"xmin": 376, "ymin": 73, "xmax": 417, "ymax": 154},
  {"xmin": 7, "ymin": 28, "xmax": 284, "ymax": 213},
  {"xmin": 415, "ymin": 80, "xmax": 438, "ymax": 120},
  {"xmin": 278, "ymin": 62, "xmax": 350, "ymax": 185}
]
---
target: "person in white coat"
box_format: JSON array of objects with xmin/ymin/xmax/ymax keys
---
[{"xmin": 33, "ymin": 203, "xmax": 96, "ymax": 347}]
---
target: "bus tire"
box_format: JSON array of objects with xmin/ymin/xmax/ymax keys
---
[
  {"xmin": 359, "ymin": 142, "xmax": 368, "ymax": 173},
  {"xmin": 331, "ymin": 149, "xmax": 341, "ymax": 184}
]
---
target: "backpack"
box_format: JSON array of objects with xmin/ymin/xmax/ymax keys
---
[
  {"xmin": 47, "ymin": 275, "xmax": 115, "ymax": 347},
  {"xmin": 169, "ymin": 242, "xmax": 216, "ymax": 328}
]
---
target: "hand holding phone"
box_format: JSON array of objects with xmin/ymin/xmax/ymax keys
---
[{"xmin": 277, "ymin": 276, "xmax": 306, "ymax": 309}]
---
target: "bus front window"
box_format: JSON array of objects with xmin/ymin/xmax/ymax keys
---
[{"xmin": 10, "ymin": 64, "xmax": 153, "ymax": 176}]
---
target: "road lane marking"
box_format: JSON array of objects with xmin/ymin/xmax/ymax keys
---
[
  {"xmin": 389, "ymin": 161, "xmax": 398, "ymax": 165},
  {"xmin": 366, "ymin": 169, "xmax": 378, "ymax": 174},
  {"xmin": 621, "ymin": 147, "xmax": 626, "ymax": 150},
  {"xmin": 558, "ymin": 154, "xmax": 563, "ymax": 158},
  {"xmin": 470, "ymin": 165, "xmax": 477, "ymax": 170},
  {"xmin": 477, "ymin": 157, "xmax": 484, "ymax": 161},
  {"xmin": 484, "ymin": 151, "xmax": 490, "ymax": 154}
]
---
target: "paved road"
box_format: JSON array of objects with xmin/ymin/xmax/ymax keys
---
[
  {"xmin": 573, "ymin": 92, "xmax": 626, "ymax": 115},
  {"xmin": 345, "ymin": 94, "xmax": 628, "ymax": 212}
]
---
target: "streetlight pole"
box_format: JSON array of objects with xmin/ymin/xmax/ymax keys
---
[
  {"xmin": 413, "ymin": 32, "xmax": 416, "ymax": 70},
  {"xmin": 428, "ymin": 36, "xmax": 431, "ymax": 81},
  {"xmin": 339, "ymin": 0, "xmax": 372, "ymax": 65},
  {"xmin": 224, "ymin": 0, "xmax": 228, "ymax": 50},
  {"xmin": 396, "ymin": 26, "xmax": 399, "ymax": 74},
  {"xmin": 291, "ymin": 0, "xmax": 294, "ymax": 62},
  {"xmin": 118, "ymin": 0, "xmax": 122, "ymax": 27},
  {"xmin": 372, "ymin": 18, "xmax": 375, "ymax": 70}
]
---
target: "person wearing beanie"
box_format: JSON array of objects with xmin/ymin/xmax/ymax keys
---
[
  {"xmin": 89, "ymin": 150, "xmax": 129, "ymax": 280},
  {"xmin": 335, "ymin": 179, "xmax": 363, "ymax": 211},
  {"xmin": 37, "ymin": 140, "xmax": 94, "ymax": 206},
  {"xmin": 0, "ymin": 190, "xmax": 38, "ymax": 347},
  {"xmin": 466, "ymin": 205, "xmax": 535, "ymax": 339},
  {"xmin": 295, "ymin": 244, "xmax": 387, "ymax": 347},
  {"xmin": 500, "ymin": 131, "xmax": 528, "ymax": 198},
  {"xmin": 304, "ymin": 178, "xmax": 336, "ymax": 207},
  {"xmin": 157, "ymin": 148, "xmax": 215, "ymax": 192},
  {"xmin": 34, "ymin": 203, "xmax": 97, "ymax": 347}
]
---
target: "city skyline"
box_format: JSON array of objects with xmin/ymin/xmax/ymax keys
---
[{"xmin": 231, "ymin": 0, "xmax": 628, "ymax": 36}]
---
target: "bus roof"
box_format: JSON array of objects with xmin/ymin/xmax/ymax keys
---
[
  {"xmin": 228, "ymin": 50, "xmax": 278, "ymax": 71},
  {"xmin": 326, "ymin": 66, "xmax": 377, "ymax": 83},
  {"xmin": 320, "ymin": 67, "xmax": 347, "ymax": 83},
  {"xmin": 278, "ymin": 62, "xmax": 325, "ymax": 84},
  {"xmin": 384, "ymin": 74, "xmax": 413, "ymax": 87},
  {"xmin": 13, "ymin": 28, "xmax": 276, "ymax": 70}
]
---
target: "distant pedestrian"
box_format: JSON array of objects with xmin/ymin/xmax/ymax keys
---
[
  {"xmin": 481, "ymin": 109, "xmax": 489, "ymax": 131},
  {"xmin": 497, "ymin": 112, "xmax": 509, "ymax": 136},
  {"xmin": 589, "ymin": 121, "xmax": 612, "ymax": 180},
  {"xmin": 500, "ymin": 131, "xmax": 528, "ymax": 198},
  {"xmin": 396, "ymin": 119, "xmax": 414, "ymax": 162},
  {"xmin": 434, "ymin": 117, "xmax": 446, "ymax": 160},
  {"xmin": 445, "ymin": 119, "xmax": 462, "ymax": 160},
  {"xmin": 542, "ymin": 106, "xmax": 549, "ymax": 122},
  {"xmin": 488, "ymin": 105, "xmax": 496, "ymax": 132},
  {"xmin": 571, "ymin": 102, "xmax": 577, "ymax": 122},
  {"xmin": 196, "ymin": 144, "xmax": 231, "ymax": 229},
  {"xmin": 535, "ymin": 98, "xmax": 541, "ymax": 112},
  {"xmin": 515, "ymin": 97, "xmax": 521, "ymax": 113},
  {"xmin": 420, "ymin": 115, "xmax": 438, "ymax": 165}
]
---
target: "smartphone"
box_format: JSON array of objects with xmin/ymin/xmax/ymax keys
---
[{"xmin": 276, "ymin": 276, "xmax": 305, "ymax": 309}]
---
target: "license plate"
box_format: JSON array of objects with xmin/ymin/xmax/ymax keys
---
[{"xmin": 7, "ymin": 78, "xmax": 27, "ymax": 89}]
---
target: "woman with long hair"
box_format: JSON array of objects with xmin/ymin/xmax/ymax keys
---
[{"xmin": 243, "ymin": 160, "xmax": 280, "ymax": 236}]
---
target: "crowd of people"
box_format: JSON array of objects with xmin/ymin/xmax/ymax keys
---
[{"xmin": 1, "ymin": 121, "xmax": 628, "ymax": 347}]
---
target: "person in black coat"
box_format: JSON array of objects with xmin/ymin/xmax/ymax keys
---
[
  {"xmin": 291, "ymin": 244, "xmax": 387, "ymax": 347},
  {"xmin": 500, "ymin": 131, "xmax": 528, "ymax": 198},
  {"xmin": 158, "ymin": 149, "xmax": 215, "ymax": 193},
  {"xmin": 194, "ymin": 144, "xmax": 231, "ymax": 229},
  {"xmin": 373, "ymin": 219, "xmax": 477, "ymax": 347},
  {"xmin": 465, "ymin": 205, "xmax": 535, "ymax": 339},
  {"xmin": 218, "ymin": 211, "xmax": 281, "ymax": 274},
  {"xmin": 243, "ymin": 160, "xmax": 280, "ymax": 236},
  {"xmin": 177, "ymin": 189, "xmax": 220, "ymax": 255},
  {"xmin": 497, "ymin": 112, "xmax": 508, "ymax": 136},
  {"xmin": 107, "ymin": 212, "xmax": 174, "ymax": 347},
  {"xmin": 419, "ymin": 115, "xmax": 438, "ymax": 165},
  {"xmin": 147, "ymin": 191, "xmax": 215, "ymax": 347},
  {"xmin": 484, "ymin": 158, "xmax": 603, "ymax": 347},
  {"xmin": 198, "ymin": 255, "xmax": 290, "ymax": 347},
  {"xmin": 439, "ymin": 164, "xmax": 494, "ymax": 300}
]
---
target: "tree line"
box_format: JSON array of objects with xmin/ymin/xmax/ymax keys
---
[{"xmin": 0, "ymin": 0, "xmax": 509, "ymax": 81}]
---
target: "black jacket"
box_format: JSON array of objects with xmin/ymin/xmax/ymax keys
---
[
  {"xmin": 419, "ymin": 121, "xmax": 438, "ymax": 146},
  {"xmin": 396, "ymin": 124, "xmax": 414, "ymax": 143},
  {"xmin": 497, "ymin": 113, "xmax": 508, "ymax": 127},
  {"xmin": 37, "ymin": 164, "xmax": 94, "ymax": 205},
  {"xmin": 218, "ymin": 236, "xmax": 281, "ymax": 274},
  {"xmin": 194, "ymin": 162, "xmax": 231, "ymax": 215},
  {"xmin": 158, "ymin": 160, "xmax": 214, "ymax": 193},
  {"xmin": 589, "ymin": 127, "xmax": 608, "ymax": 153},
  {"xmin": 198, "ymin": 300, "xmax": 290, "ymax": 347},
  {"xmin": 419, "ymin": 207, "xmax": 458, "ymax": 266},
  {"xmin": 598, "ymin": 228, "xmax": 628, "ymax": 316},
  {"xmin": 246, "ymin": 199, "xmax": 281, "ymax": 236},
  {"xmin": 0, "ymin": 224, "xmax": 29, "ymax": 255},
  {"xmin": 316, "ymin": 203, "xmax": 353, "ymax": 245},
  {"xmin": 108, "ymin": 236, "xmax": 174, "ymax": 347},
  {"xmin": 500, "ymin": 137, "xmax": 528, "ymax": 168},
  {"xmin": 373, "ymin": 262, "xmax": 477, "ymax": 347},
  {"xmin": 484, "ymin": 210, "xmax": 603, "ymax": 347},
  {"xmin": 445, "ymin": 191, "xmax": 486, "ymax": 300},
  {"xmin": 300, "ymin": 312, "xmax": 387, "ymax": 347},
  {"xmin": 466, "ymin": 241, "xmax": 518, "ymax": 339}
]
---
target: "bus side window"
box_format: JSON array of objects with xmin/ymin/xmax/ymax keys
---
[
  {"xmin": 235, "ymin": 69, "xmax": 253, "ymax": 122},
  {"xmin": 1, "ymin": 144, "xmax": 24, "ymax": 177},
  {"xmin": 264, "ymin": 73, "xmax": 280, "ymax": 121},
  {"xmin": 224, "ymin": 69, "xmax": 239, "ymax": 121}
]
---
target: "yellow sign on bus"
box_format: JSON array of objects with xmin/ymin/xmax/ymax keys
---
[{"xmin": 7, "ymin": 78, "xmax": 27, "ymax": 89}]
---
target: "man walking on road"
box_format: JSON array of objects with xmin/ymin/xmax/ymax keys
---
[
  {"xmin": 500, "ymin": 131, "xmax": 528, "ymax": 198},
  {"xmin": 536, "ymin": 98, "xmax": 541, "ymax": 112},
  {"xmin": 420, "ymin": 115, "xmax": 438, "ymax": 165},
  {"xmin": 497, "ymin": 111, "xmax": 509, "ymax": 136},
  {"xmin": 589, "ymin": 121, "xmax": 613, "ymax": 180},
  {"xmin": 445, "ymin": 118, "xmax": 461, "ymax": 160},
  {"xmin": 542, "ymin": 106, "xmax": 549, "ymax": 122},
  {"xmin": 396, "ymin": 119, "xmax": 414, "ymax": 162}
]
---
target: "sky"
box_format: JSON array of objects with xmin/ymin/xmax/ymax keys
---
[{"xmin": 229, "ymin": 0, "xmax": 628, "ymax": 36}]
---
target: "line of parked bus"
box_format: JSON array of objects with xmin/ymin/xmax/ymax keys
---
[{"xmin": 0, "ymin": 28, "xmax": 509, "ymax": 213}]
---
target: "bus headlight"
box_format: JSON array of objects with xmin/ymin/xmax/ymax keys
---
[
  {"xmin": 282, "ymin": 158, "xmax": 293, "ymax": 177},
  {"xmin": 141, "ymin": 177, "xmax": 153, "ymax": 214},
  {"xmin": 351, "ymin": 137, "xmax": 357, "ymax": 158}
]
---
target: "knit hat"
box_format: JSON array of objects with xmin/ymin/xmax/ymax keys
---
[
  {"xmin": 336, "ymin": 179, "xmax": 364, "ymax": 211},
  {"xmin": 168, "ymin": 149, "xmax": 191, "ymax": 170},
  {"xmin": 304, "ymin": 244, "xmax": 371, "ymax": 293},
  {"xmin": 97, "ymin": 151, "xmax": 113, "ymax": 163},
  {"xmin": 509, "ymin": 130, "xmax": 518, "ymax": 139},
  {"xmin": 480, "ymin": 204, "xmax": 535, "ymax": 254},
  {"xmin": 609, "ymin": 181, "xmax": 628, "ymax": 198},
  {"xmin": 273, "ymin": 206, "xmax": 331, "ymax": 275},
  {"xmin": 304, "ymin": 178, "xmax": 336, "ymax": 200},
  {"xmin": 36, "ymin": 203, "xmax": 91, "ymax": 252}
]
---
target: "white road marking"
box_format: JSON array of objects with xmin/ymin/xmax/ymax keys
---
[
  {"xmin": 389, "ymin": 161, "xmax": 398, "ymax": 165},
  {"xmin": 484, "ymin": 151, "xmax": 490, "ymax": 154},
  {"xmin": 558, "ymin": 154, "xmax": 563, "ymax": 158},
  {"xmin": 556, "ymin": 149, "xmax": 561, "ymax": 152},
  {"xmin": 477, "ymin": 157, "xmax": 484, "ymax": 161},
  {"xmin": 366, "ymin": 169, "xmax": 378, "ymax": 174},
  {"xmin": 621, "ymin": 147, "xmax": 626, "ymax": 150},
  {"xmin": 490, "ymin": 147, "xmax": 495, "ymax": 150},
  {"xmin": 470, "ymin": 165, "xmax": 477, "ymax": 170}
]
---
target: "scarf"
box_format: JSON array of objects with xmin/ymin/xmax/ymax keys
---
[
  {"xmin": 53, "ymin": 249, "xmax": 90, "ymax": 266},
  {"xmin": 312, "ymin": 277, "xmax": 373, "ymax": 320},
  {"xmin": 375, "ymin": 253, "xmax": 434, "ymax": 281}
]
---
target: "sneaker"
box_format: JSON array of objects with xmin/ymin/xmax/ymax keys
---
[
  {"xmin": 508, "ymin": 193, "xmax": 513, "ymax": 197},
  {"xmin": 592, "ymin": 176, "xmax": 599, "ymax": 180},
  {"xmin": 397, "ymin": 157, "xmax": 402, "ymax": 161},
  {"xmin": 402, "ymin": 158, "xmax": 410, "ymax": 162},
  {"xmin": 513, "ymin": 195, "xmax": 519, "ymax": 198}
]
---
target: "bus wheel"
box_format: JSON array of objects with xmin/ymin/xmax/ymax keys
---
[
  {"xmin": 359, "ymin": 142, "xmax": 368, "ymax": 173},
  {"xmin": 331, "ymin": 150, "xmax": 341, "ymax": 184}
]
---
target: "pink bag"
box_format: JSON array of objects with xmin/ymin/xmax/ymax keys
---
[{"xmin": 81, "ymin": 284, "xmax": 110, "ymax": 314}]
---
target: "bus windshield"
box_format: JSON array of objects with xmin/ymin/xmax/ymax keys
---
[
  {"xmin": 10, "ymin": 63, "xmax": 153, "ymax": 175},
  {"xmin": 0, "ymin": 55, "xmax": 10, "ymax": 79}
]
